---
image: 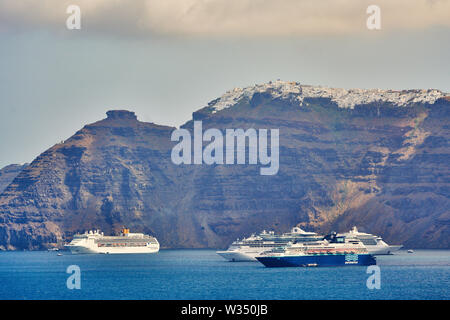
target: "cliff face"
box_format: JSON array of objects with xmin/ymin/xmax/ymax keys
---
[
  {"xmin": 0, "ymin": 110, "xmax": 186, "ymax": 249},
  {"xmin": 0, "ymin": 84, "xmax": 449, "ymax": 250},
  {"xmin": 0, "ymin": 164, "xmax": 28, "ymax": 195}
]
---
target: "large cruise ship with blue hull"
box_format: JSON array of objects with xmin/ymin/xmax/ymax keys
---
[
  {"xmin": 256, "ymin": 233, "xmax": 376, "ymax": 268},
  {"xmin": 257, "ymin": 253, "xmax": 376, "ymax": 267}
]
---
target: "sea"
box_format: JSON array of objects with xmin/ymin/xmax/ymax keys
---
[{"xmin": 0, "ymin": 249, "xmax": 449, "ymax": 300}]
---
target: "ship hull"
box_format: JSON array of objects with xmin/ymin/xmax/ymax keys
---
[
  {"xmin": 256, "ymin": 254, "xmax": 376, "ymax": 267},
  {"xmin": 367, "ymin": 245, "xmax": 402, "ymax": 255},
  {"xmin": 216, "ymin": 250, "xmax": 258, "ymax": 262},
  {"xmin": 65, "ymin": 244, "xmax": 159, "ymax": 254}
]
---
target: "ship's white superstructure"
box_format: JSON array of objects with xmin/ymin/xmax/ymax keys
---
[
  {"xmin": 340, "ymin": 226, "xmax": 402, "ymax": 255},
  {"xmin": 216, "ymin": 227, "xmax": 322, "ymax": 262},
  {"xmin": 258, "ymin": 233, "xmax": 369, "ymax": 258},
  {"xmin": 65, "ymin": 228, "xmax": 159, "ymax": 254}
]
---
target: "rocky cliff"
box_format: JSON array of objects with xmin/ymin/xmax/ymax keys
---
[
  {"xmin": 0, "ymin": 82, "xmax": 449, "ymax": 250},
  {"xmin": 0, "ymin": 164, "xmax": 28, "ymax": 195}
]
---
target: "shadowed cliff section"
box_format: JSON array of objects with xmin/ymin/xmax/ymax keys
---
[
  {"xmin": 0, "ymin": 89, "xmax": 449, "ymax": 250},
  {"xmin": 0, "ymin": 164, "xmax": 28, "ymax": 195}
]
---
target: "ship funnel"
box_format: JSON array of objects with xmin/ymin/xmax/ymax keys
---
[{"xmin": 292, "ymin": 227, "xmax": 305, "ymax": 234}]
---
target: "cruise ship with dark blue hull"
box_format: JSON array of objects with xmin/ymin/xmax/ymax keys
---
[
  {"xmin": 255, "ymin": 232, "xmax": 377, "ymax": 268},
  {"xmin": 257, "ymin": 253, "xmax": 376, "ymax": 267}
]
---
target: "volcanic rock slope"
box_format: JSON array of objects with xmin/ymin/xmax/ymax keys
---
[
  {"xmin": 0, "ymin": 164, "xmax": 27, "ymax": 195},
  {"xmin": 0, "ymin": 81, "xmax": 449, "ymax": 250}
]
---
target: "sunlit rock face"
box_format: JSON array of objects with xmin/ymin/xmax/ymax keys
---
[{"xmin": 0, "ymin": 82, "xmax": 449, "ymax": 250}]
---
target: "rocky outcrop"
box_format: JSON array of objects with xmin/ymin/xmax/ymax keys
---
[
  {"xmin": 0, "ymin": 164, "xmax": 28, "ymax": 195},
  {"xmin": 0, "ymin": 83, "xmax": 448, "ymax": 250}
]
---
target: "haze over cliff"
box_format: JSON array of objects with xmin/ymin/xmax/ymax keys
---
[{"xmin": 0, "ymin": 81, "xmax": 449, "ymax": 250}]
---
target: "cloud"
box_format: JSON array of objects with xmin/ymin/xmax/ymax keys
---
[{"xmin": 1, "ymin": 0, "xmax": 449, "ymax": 36}]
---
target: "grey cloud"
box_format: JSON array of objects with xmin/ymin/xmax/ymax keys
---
[{"xmin": 0, "ymin": 0, "xmax": 449, "ymax": 36}]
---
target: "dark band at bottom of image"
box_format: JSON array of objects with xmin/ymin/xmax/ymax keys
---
[{"xmin": 2, "ymin": 300, "xmax": 446, "ymax": 318}]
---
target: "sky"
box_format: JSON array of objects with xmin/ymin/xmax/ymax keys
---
[{"xmin": 0, "ymin": 0, "xmax": 449, "ymax": 168}]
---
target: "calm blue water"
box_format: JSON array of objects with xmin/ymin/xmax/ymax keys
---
[{"xmin": 0, "ymin": 249, "xmax": 449, "ymax": 300}]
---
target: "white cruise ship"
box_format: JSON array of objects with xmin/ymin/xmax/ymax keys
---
[
  {"xmin": 340, "ymin": 226, "xmax": 402, "ymax": 255},
  {"xmin": 216, "ymin": 227, "xmax": 322, "ymax": 262},
  {"xmin": 65, "ymin": 228, "xmax": 160, "ymax": 254}
]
